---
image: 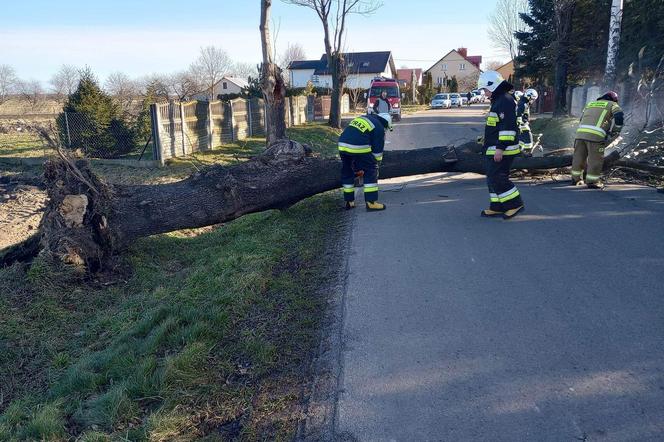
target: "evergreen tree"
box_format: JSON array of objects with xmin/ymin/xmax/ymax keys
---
[
  {"xmin": 515, "ymin": 0, "xmax": 555, "ymax": 84},
  {"xmin": 618, "ymin": 0, "xmax": 664, "ymax": 75},
  {"xmin": 59, "ymin": 68, "xmax": 136, "ymax": 158}
]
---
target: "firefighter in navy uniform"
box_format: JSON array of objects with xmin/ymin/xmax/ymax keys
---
[
  {"xmin": 517, "ymin": 88, "xmax": 539, "ymax": 152},
  {"xmin": 477, "ymin": 71, "xmax": 524, "ymax": 219},
  {"xmin": 339, "ymin": 112, "xmax": 392, "ymax": 211}
]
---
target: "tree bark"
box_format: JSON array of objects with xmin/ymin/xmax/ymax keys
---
[
  {"xmin": 329, "ymin": 54, "xmax": 346, "ymax": 129},
  {"xmin": 1, "ymin": 141, "xmax": 575, "ymax": 270},
  {"xmin": 260, "ymin": 0, "xmax": 287, "ymax": 145},
  {"xmin": 553, "ymin": 1, "xmax": 576, "ymax": 117}
]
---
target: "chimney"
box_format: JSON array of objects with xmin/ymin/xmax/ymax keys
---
[{"xmin": 457, "ymin": 47, "xmax": 468, "ymax": 58}]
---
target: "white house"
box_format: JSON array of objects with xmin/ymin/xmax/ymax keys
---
[
  {"xmin": 288, "ymin": 51, "xmax": 397, "ymax": 89},
  {"xmin": 216, "ymin": 76, "xmax": 249, "ymax": 95},
  {"xmin": 194, "ymin": 76, "xmax": 250, "ymax": 100}
]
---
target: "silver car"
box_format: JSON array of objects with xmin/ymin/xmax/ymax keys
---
[
  {"xmin": 450, "ymin": 93, "xmax": 462, "ymax": 107},
  {"xmin": 430, "ymin": 93, "xmax": 452, "ymax": 109}
]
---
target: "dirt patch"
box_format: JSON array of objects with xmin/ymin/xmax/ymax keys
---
[{"xmin": 0, "ymin": 182, "xmax": 47, "ymax": 249}]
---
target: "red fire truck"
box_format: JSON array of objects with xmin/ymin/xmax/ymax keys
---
[{"xmin": 366, "ymin": 77, "xmax": 402, "ymax": 121}]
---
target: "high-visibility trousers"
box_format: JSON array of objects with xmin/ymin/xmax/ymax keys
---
[
  {"xmin": 571, "ymin": 139, "xmax": 605, "ymax": 184},
  {"xmin": 340, "ymin": 152, "xmax": 379, "ymax": 202},
  {"xmin": 485, "ymin": 155, "xmax": 523, "ymax": 212}
]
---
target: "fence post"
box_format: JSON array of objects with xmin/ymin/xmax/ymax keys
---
[
  {"xmin": 64, "ymin": 112, "xmax": 72, "ymax": 147},
  {"xmin": 207, "ymin": 101, "xmax": 214, "ymax": 150},
  {"xmin": 229, "ymin": 99, "xmax": 236, "ymax": 142},
  {"xmin": 247, "ymin": 99, "xmax": 253, "ymax": 137},
  {"xmin": 150, "ymin": 103, "xmax": 164, "ymax": 166},
  {"xmin": 179, "ymin": 102, "xmax": 187, "ymax": 156}
]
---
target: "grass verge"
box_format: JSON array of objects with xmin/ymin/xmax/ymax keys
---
[
  {"xmin": 0, "ymin": 122, "xmax": 347, "ymax": 439},
  {"xmin": 0, "ymin": 194, "xmax": 346, "ymax": 440},
  {"xmin": 530, "ymin": 116, "xmax": 579, "ymax": 150}
]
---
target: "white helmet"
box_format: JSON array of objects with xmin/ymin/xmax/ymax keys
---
[
  {"xmin": 524, "ymin": 88, "xmax": 539, "ymax": 101},
  {"xmin": 377, "ymin": 112, "xmax": 393, "ymax": 130},
  {"xmin": 514, "ymin": 90, "xmax": 524, "ymax": 100},
  {"xmin": 477, "ymin": 70, "xmax": 504, "ymax": 93}
]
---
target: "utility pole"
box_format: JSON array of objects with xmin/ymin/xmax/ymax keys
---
[
  {"xmin": 603, "ymin": 0, "xmax": 624, "ymax": 88},
  {"xmin": 411, "ymin": 69, "xmax": 417, "ymax": 104}
]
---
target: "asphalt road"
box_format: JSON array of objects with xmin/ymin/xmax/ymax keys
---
[
  {"xmin": 387, "ymin": 106, "xmax": 487, "ymax": 150},
  {"xmin": 334, "ymin": 108, "xmax": 664, "ymax": 441}
]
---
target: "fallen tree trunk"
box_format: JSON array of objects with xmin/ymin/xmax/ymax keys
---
[{"xmin": 2, "ymin": 140, "xmax": 574, "ymax": 270}]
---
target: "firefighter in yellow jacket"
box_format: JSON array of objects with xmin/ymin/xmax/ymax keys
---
[{"xmin": 571, "ymin": 91, "xmax": 624, "ymax": 189}]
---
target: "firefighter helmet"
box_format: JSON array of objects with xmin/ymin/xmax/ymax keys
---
[
  {"xmin": 524, "ymin": 89, "xmax": 539, "ymax": 101},
  {"xmin": 477, "ymin": 71, "xmax": 505, "ymax": 93},
  {"xmin": 604, "ymin": 91, "xmax": 619, "ymax": 102},
  {"xmin": 377, "ymin": 112, "xmax": 393, "ymax": 130},
  {"xmin": 514, "ymin": 90, "xmax": 524, "ymax": 100}
]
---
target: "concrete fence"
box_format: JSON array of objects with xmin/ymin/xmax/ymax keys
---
[{"xmin": 150, "ymin": 94, "xmax": 349, "ymax": 164}]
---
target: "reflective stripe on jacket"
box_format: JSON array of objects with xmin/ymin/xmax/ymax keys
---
[
  {"xmin": 483, "ymin": 91, "xmax": 520, "ymax": 156},
  {"xmin": 576, "ymin": 100, "xmax": 623, "ymax": 143},
  {"xmin": 338, "ymin": 114, "xmax": 385, "ymax": 157}
]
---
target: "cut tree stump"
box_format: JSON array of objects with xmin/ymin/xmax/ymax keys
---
[{"xmin": 2, "ymin": 140, "xmax": 574, "ymax": 271}]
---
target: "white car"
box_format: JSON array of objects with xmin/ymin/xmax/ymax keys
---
[
  {"xmin": 471, "ymin": 89, "xmax": 487, "ymax": 103},
  {"xmin": 430, "ymin": 93, "xmax": 452, "ymax": 109},
  {"xmin": 450, "ymin": 93, "xmax": 463, "ymax": 107}
]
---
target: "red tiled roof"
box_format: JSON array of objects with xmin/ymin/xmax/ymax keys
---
[
  {"xmin": 467, "ymin": 55, "xmax": 482, "ymax": 68},
  {"xmin": 396, "ymin": 68, "xmax": 422, "ymax": 82}
]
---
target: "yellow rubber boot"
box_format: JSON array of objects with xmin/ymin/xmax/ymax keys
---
[
  {"xmin": 366, "ymin": 201, "xmax": 386, "ymax": 211},
  {"xmin": 481, "ymin": 209, "xmax": 503, "ymax": 217},
  {"xmin": 502, "ymin": 205, "xmax": 524, "ymax": 219}
]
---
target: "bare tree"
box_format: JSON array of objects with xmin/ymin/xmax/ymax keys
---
[
  {"xmin": 0, "ymin": 64, "xmax": 18, "ymax": 104},
  {"xmin": 231, "ymin": 62, "xmax": 259, "ymax": 81},
  {"xmin": 485, "ymin": 60, "xmax": 506, "ymax": 71},
  {"xmin": 279, "ymin": 43, "xmax": 307, "ymax": 69},
  {"xmin": 166, "ymin": 70, "xmax": 201, "ymax": 101},
  {"xmin": 190, "ymin": 45, "xmax": 233, "ymax": 100},
  {"xmin": 283, "ymin": 0, "xmax": 382, "ymax": 128},
  {"xmin": 260, "ymin": 0, "xmax": 287, "ymax": 145},
  {"xmin": 139, "ymin": 74, "xmax": 171, "ymax": 99},
  {"xmin": 50, "ymin": 64, "xmax": 80, "ymax": 101},
  {"xmin": 104, "ymin": 71, "xmax": 139, "ymax": 114},
  {"xmin": 487, "ymin": 0, "xmax": 529, "ymax": 60},
  {"xmin": 17, "ymin": 79, "xmax": 44, "ymax": 111}
]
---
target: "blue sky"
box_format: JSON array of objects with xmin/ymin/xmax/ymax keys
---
[{"xmin": 1, "ymin": 0, "xmax": 504, "ymax": 86}]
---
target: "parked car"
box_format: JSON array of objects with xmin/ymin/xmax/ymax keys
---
[
  {"xmin": 430, "ymin": 93, "xmax": 452, "ymax": 109},
  {"xmin": 460, "ymin": 93, "xmax": 470, "ymax": 105},
  {"xmin": 471, "ymin": 89, "xmax": 486, "ymax": 103},
  {"xmin": 367, "ymin": 77, "xmax": 402, "ymax": 121},
  {"xmin": 450, "ymin": 93, "xmax": 462, "ymax": 107}
]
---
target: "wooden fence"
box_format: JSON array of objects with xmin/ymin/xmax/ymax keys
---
[{"xmin": 150, "ymin": 95, "xmax": 348, "ymax": 164}]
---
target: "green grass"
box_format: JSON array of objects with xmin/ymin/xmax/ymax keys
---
[
  {"xmin": 0, "ymin": 194, "xmax": 346, "ymax": 441},
  {"xmin": 0, "ymin": 133, "xmax": 49, "ymax": 158},
  {"xmin": 530, "ymin": 116, "xmax": 579, "ymax": 150}
]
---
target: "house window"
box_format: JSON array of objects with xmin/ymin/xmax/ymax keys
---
[
  {"xmin": 442, "ymin": 63, "xmax": 447, "ymax": 71},
  {"xmin": 222, "ymin": 82, "xmax": 228, "ymax": 90},
  {"xmin": 459, "ymin": 63, "xmax": 466, "ymax": 71},
  {"xmin": 437, "ymin": 77, "xmax": 442, "ymax": 85}
]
